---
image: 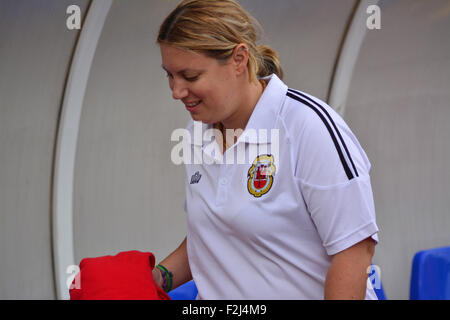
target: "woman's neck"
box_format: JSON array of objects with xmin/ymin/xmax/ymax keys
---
[
  {"xmin": 215, "ymin": 79, "xmax": 266, "ymax": 152},
  {"xmin": 220, "ymin": 79, "xmax": 265, "ymax": 131}
]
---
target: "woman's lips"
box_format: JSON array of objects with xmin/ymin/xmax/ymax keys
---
[{"xmin": 185, "ymin": 101, "xmax": 201, "ymax": 112}]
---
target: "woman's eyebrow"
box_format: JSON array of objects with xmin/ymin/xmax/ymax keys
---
[
  {"xmin": 161, "ymin": 65, "xmax": 172, "ymax": 73},
  {"xmin": 161, "ymin": 65, "xmax": 201, "ymax": 74}
]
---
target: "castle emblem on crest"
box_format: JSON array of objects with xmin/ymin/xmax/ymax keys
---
[{"xmin": 247, "ymin": 154, "xmax": 276, "ymax": 197}]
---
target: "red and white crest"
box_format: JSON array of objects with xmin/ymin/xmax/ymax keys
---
[{"xmin": 247, "ymin": 154, "xmax": 276, "ymax": 197}]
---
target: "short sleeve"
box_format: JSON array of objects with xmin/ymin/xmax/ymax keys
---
[
  {"xmin": 294, "ymin": 101, "xmax": 379, "ymax": 255},
  {"xmin": 297, "ymin": 175, "xmax": 379, "ymax": 256}
]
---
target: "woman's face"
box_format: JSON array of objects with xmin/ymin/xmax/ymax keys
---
[{"xmin": 160, "ymin": 43, "xmax": 241, "ymax": 124}]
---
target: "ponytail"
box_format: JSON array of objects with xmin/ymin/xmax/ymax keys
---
[{"xmin": 256, "ymin": 45, "xmax": 284, "ymax": 80}]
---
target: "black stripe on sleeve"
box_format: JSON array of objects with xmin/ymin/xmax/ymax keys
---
[
  {"xmin": 287, "ymin": 89, "xmax": 359, "ymax": 178},
  {"xmin": 286, "ymin": 91, "xmax": 356, "ymax": 180}
]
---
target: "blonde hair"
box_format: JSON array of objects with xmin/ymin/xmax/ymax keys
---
[{"xmin": 157, "ymin": 0, "xmax": 283, "ymax": 82}]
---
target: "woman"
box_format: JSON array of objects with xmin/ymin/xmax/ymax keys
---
[{"xmin": 153, "ymin": 0, "xmax": 379, "ymax": 300}]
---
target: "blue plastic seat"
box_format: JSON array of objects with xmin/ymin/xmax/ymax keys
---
[
  {"xmin": 410, "ymin": 246, "xmax": 450, "ymax": 300},
  {"xmin": 168, "ymin": 276, "xmax": 388, "ymax": 300},
  {"xmin": 169, "ymin": 280, "xmax": 198, "ymax": 300}
]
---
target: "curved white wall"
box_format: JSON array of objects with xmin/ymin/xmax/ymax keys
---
[
  {"xmin": 72, "ymin": 0, "xmax": 190, "ymax": 269},
  {"xmin": 0, "ymin": 0, "xmax": 90, "ymax": 299},
  {"xmin": 345, "ymin": 0, "xmax": 450, "ymax": 299},
  {"xmin": 53, "ymin": 0, "xmax": 112, "ymax": 300}
]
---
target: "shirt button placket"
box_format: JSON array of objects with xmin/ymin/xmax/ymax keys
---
[{"xmin": 216, "ymin": 176, "xmax": 229, "ymax": 206}]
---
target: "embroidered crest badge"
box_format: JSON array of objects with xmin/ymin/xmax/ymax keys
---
[{"xmin": 247, "ymin": 154, "xmax": 276, "ymax": 197}]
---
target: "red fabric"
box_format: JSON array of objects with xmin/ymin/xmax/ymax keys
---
[{"xmin": 69, "ymin": 250, "xmax": 171, "ymax": 300}]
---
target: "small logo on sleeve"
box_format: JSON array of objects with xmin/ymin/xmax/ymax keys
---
[
  {"xmin": 247, "ymin": 154, "xmax": 276, "ymax": 197},
  {"xmin": 190, "ymin": 171, "xmax": 202, "ymax": 184}
]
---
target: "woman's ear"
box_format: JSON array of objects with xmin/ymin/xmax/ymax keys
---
[{"xmin": 232, "ymin": 43, "xmax": 249, "ymax": 75}]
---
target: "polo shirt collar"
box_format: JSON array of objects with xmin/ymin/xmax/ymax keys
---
[{"xmin": 238, "ymin": 73, "xmax": 287, "ymax": 143}]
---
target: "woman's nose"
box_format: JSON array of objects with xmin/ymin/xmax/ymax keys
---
[{"xmin": 171, "ymin": 80, "xmax": 188, "ymax": 100}]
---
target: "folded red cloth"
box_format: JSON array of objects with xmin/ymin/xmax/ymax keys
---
[{"xmin": 69, "ymin": 250, "xmax": 171, "ymax": 300}]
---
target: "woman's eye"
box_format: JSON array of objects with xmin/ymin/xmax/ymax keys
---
[
  {"xmin": 166, "ymin": 72, "xmax": 173, "ymax": 79},
  {"xmin": 185, "ymin": 76, "xmax": 199, "ymax": 82}
]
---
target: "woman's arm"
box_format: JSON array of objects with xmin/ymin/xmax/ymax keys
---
[
  {"xmin": 324, "ymin": 237, "xmax": 376, "ymax": 299},
  {"xmin": 153, "ymin": 236, "xmax": 192, "ymax": 291}
]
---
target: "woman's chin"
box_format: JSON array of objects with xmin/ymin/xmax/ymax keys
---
[
  {"xmin": 190, "ymin": 114, "xmax": 213, "ymax": 124},
  {"xmin": 189, "ymin": 114, "xmax": 202, "ymax": 122}
]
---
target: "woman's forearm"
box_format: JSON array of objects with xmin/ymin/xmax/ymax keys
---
[
  {"xmin": 154, "ymin": 236, "xmax": 192, "ymax": 290},
  {"xmin": 324, "ymin": 237, "xmax": 375, "ymax": 300}
]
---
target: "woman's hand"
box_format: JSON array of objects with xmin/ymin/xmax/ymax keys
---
[
  {"xmin": 151, "ymin": 237, "xmax": 193, "ymax": 292},
  {"xmin": 152, "ymin": 267, "xmax": 163, "ymax": 289}
]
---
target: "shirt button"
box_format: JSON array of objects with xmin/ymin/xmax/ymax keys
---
[{"xmin": 220, "ymin": 178, "xmax": 228, "ymax": 186}]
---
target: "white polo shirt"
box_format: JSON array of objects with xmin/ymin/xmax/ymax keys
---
[{"xmin": 182, "ymin": 74, "xmax": 379, "ymax": 299}]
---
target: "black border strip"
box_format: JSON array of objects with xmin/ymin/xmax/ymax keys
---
[{"xmin": 286, "ymin": 91, "xmax": 354, "ymax": 180}]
